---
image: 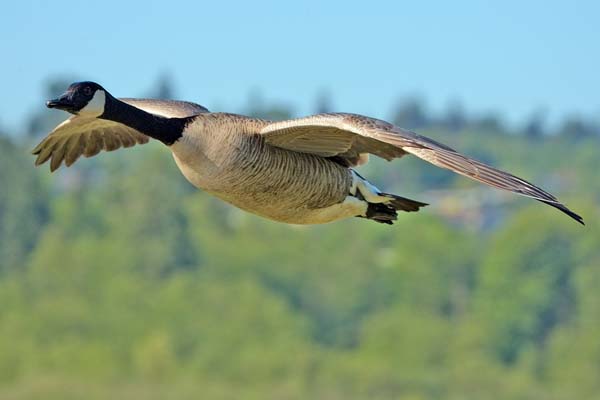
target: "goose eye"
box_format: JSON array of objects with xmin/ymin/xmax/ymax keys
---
[{"xmin": 83, "ymin": 86, "xmax": 92, "ymax": 96}]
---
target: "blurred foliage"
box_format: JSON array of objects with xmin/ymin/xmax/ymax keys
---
[{"xmin": 0, "ymin": 78, "xmax": 598, "ymax": 399}]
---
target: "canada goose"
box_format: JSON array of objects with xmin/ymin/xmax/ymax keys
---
[{"xmin": 33, "ymin": 81, "xmax": 583, "ymax": 225}]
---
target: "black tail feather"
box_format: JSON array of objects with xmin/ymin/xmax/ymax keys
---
[{"xmin": 382, "ymin": 193, "xmax": 429, "ymax": 213}]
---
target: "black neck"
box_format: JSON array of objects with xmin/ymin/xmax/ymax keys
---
[{"xmin": 99, "ymin": 95, "xmax": 188, "ymax": 145}]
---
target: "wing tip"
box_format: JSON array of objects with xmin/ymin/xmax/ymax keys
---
[
  {"xmin": 540, "ymin": 200, "xmax": 585, "ymax": 225},
  {"xmin": 32, "ymin": 141, "xmax": 45, "ymax": 155},
  {"xmin": 49, "ymin": 159, "xmax": 63, "ymax": 172},
  {"xmin": 32, "ymin": 149, "xmax": 63, "ymax": 172}
]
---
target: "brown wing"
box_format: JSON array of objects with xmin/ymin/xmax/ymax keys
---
[
  {"xmin": 261, "ymin": 113, "xmax": 583, "ymax": 224},
  {"xmin": 261, "ymin": 113, "xmax": 407, "ymax": 166},
  {"xmin": 32, "ymin": 98, "xmax": 208, "ymax": 172}
]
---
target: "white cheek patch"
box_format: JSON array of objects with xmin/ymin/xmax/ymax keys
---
[{"xmin": 79, "ymin": 90, "xmax": 106, "ymax": 117}]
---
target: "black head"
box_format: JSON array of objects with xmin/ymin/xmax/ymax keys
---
[{"xmin": 46, "ymin": 81, "xmax": 107, "ymax": 115}]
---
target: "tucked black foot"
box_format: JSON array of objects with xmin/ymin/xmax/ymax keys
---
[
  {"xmin": 355, "ymin": 193, "xmax": 428, "ymax": 225},
  {"xmin": 362, "ymin": 202, "xmax": 398, "ymax": 224}
]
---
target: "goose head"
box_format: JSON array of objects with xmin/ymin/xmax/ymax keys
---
[{"xmin": 47, "ymin": 81, "xmax": 107, "ymax": 117}]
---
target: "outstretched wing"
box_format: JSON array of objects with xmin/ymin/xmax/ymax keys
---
[
  {"xmin": 32, "ymin": 99, "xmax": 208, "ymax": 171},
  {"xmin": 261, "ymin": 113, "xmax": 583, "ymax": 224}
]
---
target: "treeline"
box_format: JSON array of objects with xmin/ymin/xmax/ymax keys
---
[{"xmin": 0, "ymin": 78, "xmax": 598, "ymax": 399}]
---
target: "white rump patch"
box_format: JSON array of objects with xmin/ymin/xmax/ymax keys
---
[
  {"xmin": 350, "ymin": 170, "xmax": 389, "ymax": 203},
  {"xmin": 79, "ymin": 90, "xmax": 106, "ymax": 117}
]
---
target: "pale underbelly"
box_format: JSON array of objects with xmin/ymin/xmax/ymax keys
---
[
  {"xmin": 171, "ymin": 149, "xmax": 363, "ymax": 224},
  {"xmin": 212, "ymin": 192, "xmax": 367, "ymax": 225}
]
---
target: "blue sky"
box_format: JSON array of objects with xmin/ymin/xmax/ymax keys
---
[{"xmin": 1, "ymin": 0, "xmax": 598, "ymax": 133}]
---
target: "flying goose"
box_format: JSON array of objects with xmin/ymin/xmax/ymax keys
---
[{"xmin": 32, "ymin": 82, "xmax": 583, "ymax": 225}]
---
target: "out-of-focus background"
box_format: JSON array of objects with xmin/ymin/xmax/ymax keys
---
[{"xmin": 1, "ymin": 1, "xmax": 599, "ymax": 399}]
